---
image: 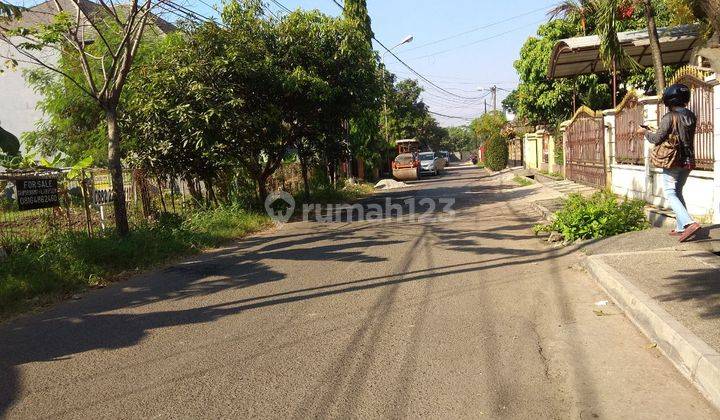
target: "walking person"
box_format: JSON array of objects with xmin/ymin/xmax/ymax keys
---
[{"xmin": 641, "ymin": 84, "xmax": 702, "ymax": 242}]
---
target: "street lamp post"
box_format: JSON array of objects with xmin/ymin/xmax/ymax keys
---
[{"xmin": 382, "ymin": 35, "xmax": 414, "ymax": 150}]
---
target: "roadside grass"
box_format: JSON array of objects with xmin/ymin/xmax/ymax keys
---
[
  {"xmin": 295, "ymin": 181, "xmax": 375, "ymax": 205},
  {"xmin": 513, "ymin": 176, "xmax": 534, "ymax": 187},
  {"xmin": 0, "ymin": 206, "xmax": 271, "ymax": 318},
  {"xmin": 476, "ymin": 161, "xmax": 485, "ymax": 169},
  {"xmin": 534, "ymin": 191, "xmax": 649, "ymax": 242},
  {"xmin": 538, "ymin": 170, "xmax": 564, "ymax": 180}
]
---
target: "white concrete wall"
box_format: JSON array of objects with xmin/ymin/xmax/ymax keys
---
[
  {"xmin": 611, "ymin": 164, "xmax": 646, "ymax": 201},
  {"xmin": 0, "ymin": 39, "xmax": 58, "ymax": 150}
]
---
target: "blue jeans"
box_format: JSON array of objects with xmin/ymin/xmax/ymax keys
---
[{"xmin": 662, "ymin": 168, "xmax": 695, "ymax": 231}]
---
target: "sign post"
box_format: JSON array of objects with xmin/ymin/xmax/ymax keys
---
[{"xmin": 16, "ymin": 177, "xmax": 60, "ymax": 211}]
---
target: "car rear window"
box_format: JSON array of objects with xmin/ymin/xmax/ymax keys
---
[{"xmin": 419, "ymin": 153, "xmax": 434, "ymax": 160}]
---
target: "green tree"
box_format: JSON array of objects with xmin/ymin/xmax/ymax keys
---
[
  {"xmin": 1, "ymin": 0, "xmax": 164, "ymax": 236},
  {"xmin": 22, "ymin": 28, "xmax": 161, "ymax": 166},
  {"xmin": 274, "ymin": 8, "xmax": 379, "ymax": 194},
  {"xmin": 343, "ymin": 0, "xmax": 374, "ymax": 43},
  {"xmin": 505, "ymin": 19, "xmax": 612, "ymax": 126},
  {"xmin": 446, "ymin": 125, "xmax": 478, "ymax": 152},
  {"xmin": 470, "ymin": 111, "xmax": 508, "ymax": 144}
]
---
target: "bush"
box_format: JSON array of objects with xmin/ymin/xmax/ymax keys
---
[
  {"xmin": 484, "ymin": 134, "xmax": 509, "ymax": 171},
  {"xmin": 535, "ymin": 191, "xmax": 648, "ymax": 242}
]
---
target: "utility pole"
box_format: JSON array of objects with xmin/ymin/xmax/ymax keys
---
[
  {"xmin": 479, "ymin": 85, "xmax": 498, "ymax": 112},
  {"xmin": 491, "ymin": 85, "xmax": 497, "ymax": 111}
]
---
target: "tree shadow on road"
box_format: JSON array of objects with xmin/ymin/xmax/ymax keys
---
[{"xmin": 0, "ymin": 167, "xmax": 565, "ymax": 416}]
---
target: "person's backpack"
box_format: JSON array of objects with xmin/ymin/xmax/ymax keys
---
[{"xmin": 651, "ymin": 113, "xmax": 680, "ymax": 169}]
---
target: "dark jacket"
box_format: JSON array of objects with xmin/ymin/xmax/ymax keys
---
[{"xmin": 645, "ymin": 107, "xmax": 697, "ymax": 165}]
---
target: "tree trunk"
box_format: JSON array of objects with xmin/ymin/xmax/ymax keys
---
[
  {"xmin": 185, "ymin": 175, "xmax": 203, "ymax": 202},
  {"xmin": 299, "ymin": 153, "xmax": 310, "ymax": 200},
  {"xmin": 644, "ymin": 0, "xmax": 666, "ymax": 93},
  {"xmin": 257, "ymin": 176, "xmax": 268, "ymax": 204},
  {"xmin": 157, "ymin": 176, "xmax": 167, "ymax": 213},
  {"xmin": 105, "ymin": 107, "xmax": 130, "ymax": 236}
]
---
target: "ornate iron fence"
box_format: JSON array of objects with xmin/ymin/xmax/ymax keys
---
[
  {"xmin": 615, "ymin": 93, "xmax": 645, "ymax": 165},
  {"xmin": 565, "ymin": 108, "xmax": 607, "ymax": 188},
  {"xmin": 658, "ymin": 69, "xmax": 715, "ymax": 170}
]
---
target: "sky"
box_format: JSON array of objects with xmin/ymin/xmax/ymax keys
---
[
  {"xmin": 259, "ymin": 0, "xmax": 559, "ymax": 127},
  {"xmin": 253, "ymin": 0, "xmax": 560, "ymax": 127},
  {"xmin": 14, "ymin": 0, "xmax": 560, "ymax": 128}
]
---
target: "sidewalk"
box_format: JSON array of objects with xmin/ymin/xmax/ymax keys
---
[
  {"xmin": 514, "ymin": 169, "xmax": 720, "ymax": 409},
  {"xmin": 582, "ymin": 226, "xmax": 720, "ymax": 409}
]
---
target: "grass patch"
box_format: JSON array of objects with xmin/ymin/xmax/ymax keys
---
[
  {"xmin": 513, "ymin": 176, "xmax": 534, "ymax": 187},
  {"xmin": 296, "ymin": 181, "xmax": 375, "ymax": 205},
  {"xmin": 0, "ymin": 206, "xmax": 271, "ymax": 318},
  {"xmin": 476, "ymin": 161, "xmax": 485, "ymax": 169},
  {"xmin": 534, "ymin": 191, "xmax": 649, "ymax": 242}
]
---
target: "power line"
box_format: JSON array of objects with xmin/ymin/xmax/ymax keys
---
[
  {"xmin": 401, "ymin": 6, "xmax": 548, "ymax": 53},
  {"xmin": 268, "ymin": 0, "xmax": 291, "ymax": 13},
  {"xmin": 409, "ymin": 18, "xmax": 547, "ymax": 61},
  {"xmin": 427, "ymin": 110, "xmax": 473, "ymax": 121},
  {"xmin": 328, "ymin": 0, "xmax": 488, "ymax": 101}
]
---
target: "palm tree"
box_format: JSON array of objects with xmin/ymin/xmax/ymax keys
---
[
  {"xmin": 548, "ymin": 0, "xmax": 597, "ymax": 34},
  {"xmin": 641, "ymin": 0, "xmax": 666, "ymax": 92},
  {"xmin": 595, "ymin": 1, "xmax": 665, "ymax": 92}
]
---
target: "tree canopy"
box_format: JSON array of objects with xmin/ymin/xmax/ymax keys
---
[{"xmin": 504, "ymin": 0, "xmax": 695, "ymax": 128}]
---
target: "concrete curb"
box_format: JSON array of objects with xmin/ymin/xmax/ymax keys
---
[
  {"xmin": 531, "ymin": 201, "xmax": 553, "ymax": 221},
  {"xmin": 585, "ymin": 255, "xmax": 720, "ymax": 410}
]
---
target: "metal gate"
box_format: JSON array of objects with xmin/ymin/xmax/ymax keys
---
[
  {"xmin": 659, "ymin": 68, "xmax": 715, "ymax": 170},
  {"xmin": 615, "ymin": 93, "xmax": 644, "ymax": 165},
  {"xmin": 565, "ymin": 108, "xmax": 606, "ymax": 188},
  {"xmin": 508, "ymin": 138, "xmax": 523, "ymax": 167}
]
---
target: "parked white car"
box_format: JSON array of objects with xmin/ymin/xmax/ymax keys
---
[{"xmin": 418, "ymin": 152, "xmax": 447, "ymax": 176}]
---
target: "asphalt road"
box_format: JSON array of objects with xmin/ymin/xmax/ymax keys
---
[{"xmin": 0, "ymin": 166, "xmax": 717, "ymax": 418}]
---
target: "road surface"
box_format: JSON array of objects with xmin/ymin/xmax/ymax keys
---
[{"xmin": 0, "ymin": 166, "xmax": 716, "ymax": 418}]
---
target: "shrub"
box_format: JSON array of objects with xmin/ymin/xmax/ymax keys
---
[
  {"xmin": 484, "ymin": 134, "xmax": 509, "ymax": 171},
  {"xmin": 536, "ymin": 191, "xmax": 648, "ymax": 242}
]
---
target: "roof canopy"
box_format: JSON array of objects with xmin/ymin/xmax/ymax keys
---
[{"xmin": 548, "ymin": 24, "xmax": 701, "ymax": 79}]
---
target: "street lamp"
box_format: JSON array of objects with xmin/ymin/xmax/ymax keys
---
[{"xmin": 382, "ymin": 35, "xmax": 414, "ymax": 157}]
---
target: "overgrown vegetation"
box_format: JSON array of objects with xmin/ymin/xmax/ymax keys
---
[
  {"xmin": 0, "ymin": 207, "xmax": 271, "ymax": 317},
  {"xmin": 535, "ymin": 191, "xmax": 649, "ymax": 242}
]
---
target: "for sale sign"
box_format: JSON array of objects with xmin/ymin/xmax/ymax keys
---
[{"xmin": 16, "ymin": 177, "xmax": 60, "ymax": 211}]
